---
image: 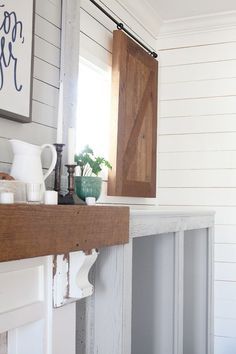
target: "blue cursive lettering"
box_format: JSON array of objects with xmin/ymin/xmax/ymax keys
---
[{"xmin": 0, "ymin": 4, "xmax": 24, "ymax": 92}]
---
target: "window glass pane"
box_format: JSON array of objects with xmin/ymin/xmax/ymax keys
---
[{"xmin": 76, "ymin": 57, "xmax": 111, "ymax": 164}]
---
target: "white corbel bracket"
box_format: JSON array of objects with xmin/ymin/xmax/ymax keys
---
[{"xmin": 53, "ymin": 250, "xmax": 98, "ymax": 308}]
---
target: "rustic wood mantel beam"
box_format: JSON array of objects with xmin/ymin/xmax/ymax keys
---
[{"xmin": 0, "ymin": 204, "xmax": 129, "ymax": 263}]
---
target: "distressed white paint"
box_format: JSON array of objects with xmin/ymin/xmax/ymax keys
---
[
  {"xmin": 77, "ymin": 209, "xmax": 214, "ymax": 354},
  {"xmin": 53, "ymin": 250, "xmax": 98, "ymax": 308}
]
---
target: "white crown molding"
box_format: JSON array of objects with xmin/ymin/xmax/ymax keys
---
[
  {"xmin": 116, "ymin": 0, "xmax": 163, "ymax": 39},
  {"xmin": 159, "ymin": 10, "xmax": 236, "ymax": 37}
]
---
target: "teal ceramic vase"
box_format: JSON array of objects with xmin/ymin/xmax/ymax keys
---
[{"xmin": 75, "ymin": 176, "xmax": 102, "ymax": 201}]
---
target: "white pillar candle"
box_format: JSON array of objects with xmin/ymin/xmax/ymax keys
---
[
  {"xmin": 0, "ymin": 192, "xmax": 14, "ymax": 204},
  {"xmin": 44, "ymin": 191, "xmax": 58, "ymax": 205},
  {"xmin": 86, "ymin": 197, "xmax": 96, "ymax": 206},
  {"xmin": 68, "ymin": 127, "xmax": 76, "ymax": 164}
]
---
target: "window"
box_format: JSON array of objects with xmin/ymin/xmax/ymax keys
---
[{"xmin": 76, "ymin": 57, "xmax": 111, "ymax": 168}]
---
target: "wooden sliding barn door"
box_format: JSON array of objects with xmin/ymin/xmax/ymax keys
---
[{"xmin": 108, "ymin": 30, "xmax": 158, "ymax": 198}]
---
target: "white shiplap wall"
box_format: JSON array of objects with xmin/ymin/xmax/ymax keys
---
[
  {"xmin": 158, "ymin": 22, "xmax": 236, "ymax": 354},
  {"xmin": 79, "ymin": 0, "xmax": 158, "ymax": 205},
  {"xmin": 0, "ymin": 0, "xmax": 61, "ymax": 173}
]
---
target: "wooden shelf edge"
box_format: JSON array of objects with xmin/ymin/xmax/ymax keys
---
[{"xmin": 0, "ymin": 204, "xmax": 130, "ymax": 263}]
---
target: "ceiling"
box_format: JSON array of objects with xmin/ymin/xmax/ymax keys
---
[{"xmin": 147, "ymin": 0, "xmax": 236, "ymax": 20}]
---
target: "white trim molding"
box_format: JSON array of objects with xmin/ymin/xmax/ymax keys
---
[{"xmin": 157, "ymin": 10, "xmax": 236, "ymax": 49}]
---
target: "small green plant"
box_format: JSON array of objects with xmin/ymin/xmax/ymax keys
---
[{"xmin": 74, "ymin": 145, "xmax": 112, "ymax": 176}]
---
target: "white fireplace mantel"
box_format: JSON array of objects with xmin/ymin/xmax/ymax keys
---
[{"xmin": 0, "ymin": 208, "xmax": 214, "ymax": 354}]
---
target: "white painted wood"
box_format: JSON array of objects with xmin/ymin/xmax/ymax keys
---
[
  {"xmin": 132, "ymin": 233, "xmax": 175, "ymax": 354},
  {"xmin": 130, "ymin": 209, "xmax": 214, "ymax": 237},
  {"xmin": 215, "ymin": 225, "xmax": 236, "ymax": 244},
  {"xmin": 159, "ymin": 169, "xmax": 236, "ymax": 188},
  {"xmin": 159, "ymin": 150, "xmax": 236, "ymax": 170},
  {"xmin": 34, "ymin": 57, "xmax": 60, "ymax": 88},
  {"xmin": 215, "ymin": 263, "xmax": 236, "ymax": 281},
  {"xmin": 36, "ymin": 0, "xmax": 61, "ymax": 27},
  {"xmin": 215, "ymin": 244, "xmax": 236, "ymax": 262},
  {"xmin": 214, "ymin": 336, "xmax": 236, "ymax": 354},
  {"xmin": 215, "ymin": 281, "xmax": 236, "ymax": 300},
  {"xmin": 0, "ymin": 256, "xmax": 52, "ymax": 354},
  {"xmin": 159, "ymin": 115, "xmax": 236, "ymax": 135},
  {"xmin": 159, "ymin": 42, "xmax": 236, "ymax": 67},
  {"xmin": 33, "ymin": 79, "xmax": 58, "ymax": 108},
  {"xmin": 208, "ymin": 227, "xmax": 215, "ymax": 354},
  {"xmin": 77, "ymin": 210, "xmax": 214, "ymax": 354},
  {"xmin": 158, "ymin": 27, "xmax": 236, "ymax": 52},
  {"xmin": 157, "ymin": 13, "xmax": 236, "ymax": 50},
  {"xmin": 69, "ymin": 250, "xmax": 98, "ymax": 299},
  {"xmin": 183, "ymin": 229, "xmax": 208, "ymax": 354},
  {"xmin": 160, "ymin": 96, "xmax": 236, "ymax": 118},
  {"xmin": 80, "ymin": 32, "xmax": 112, "ymax": 68},
  {"xmin": 0, "ymin": 266, "xmax": 43, "ymax": 314},
  {"xmin": 35, "ymin": 15, "xmax": 61, "ymax": 48},
  {"xmin": 160, "ymin": 60, "xmax": 236, "ymax": 84},
  {"xmin": 0, "ymin": 333, "xmax": 7, "ymax": 354},
  {"xmin": 160, "ymin": 77, "xmax": 236, "ymax": 101},
  {"xmin": 34, "ymin": 36, "xmax": 60, "ymax": 67},
  {"xmin": 53, "ymin": 251, "xmax": 98, "ymax": 308},
  {"xmin": 215, "ymin": 317, "xmax": 236, "ymax": 338},
  {"xmin": 52, "ymin": 304, "xmax": 76, "ymax": 354},
  {"xmin": 80, "ymin": 8, "xmax": 113, "ymax": 53},
  {"xmin": 158, "ymin": 188, "xmax": 236, "ymax": 206},
  {"xmin": 174, "ymin": 231, "xmax": 184, "ymax": 354},
  {"xmin": 159, "ymin": 132, "xmax": 236, "ymax": 153}
]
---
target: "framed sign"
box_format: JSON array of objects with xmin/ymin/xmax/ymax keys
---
[{"xmin": 0, "ymin": 0, "xmax": 35, "ymax": 123}]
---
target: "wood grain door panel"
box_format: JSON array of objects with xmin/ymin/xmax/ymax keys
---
[{"xmin": 108, "ymin": 30, "xmax": 158, "ymax": 197}]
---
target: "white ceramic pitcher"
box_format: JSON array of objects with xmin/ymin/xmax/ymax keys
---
[{"xmin": 10, "ymin": 139, "xmax": 57, "ymax": 188}]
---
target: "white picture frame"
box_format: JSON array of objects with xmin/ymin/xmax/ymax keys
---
[{"xmin": 0, "ymin": 0, "xmax": 35, "ymax": 123}]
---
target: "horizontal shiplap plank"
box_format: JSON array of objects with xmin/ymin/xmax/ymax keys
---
[
  {"xmin": 80, "ymin": 32, "xmax": 112, "ymax": 68},
  {"xmin": 215, "ymin": 226, "xmax": 236, "ymax": 244},
  {"xmin": 158, "ymin": 188, "xmax": 236, "ymax": 206},
  {"xmin": 159, "ymin": 132, "xmax": 236, "ymax": 153},
  {"xmin": 157, "ymin": 26, "xmax": 236, "ymax": 51},
  {"xmin": 33, "ymin": 79, "xmax": 59, "ymax": 107},
  {"xmin": 32, "ymin": 101, "xmax": 58, "ymax": 128},
  {"xmin": 215, "ymin": 336, "xmax": 236, "ymax": 354},
  {"xmin": 215, "ymin": 281, "xmax": 236, "ymax": 300},
  {"xmin": 34, "ymin": 36, "xmax": 60, "ymax": 67},
  {"xmin": 160, "ymin": 60, "xmax": 236, "ymax": 84},
  {"xmin": 215, "ymin": 244, "xmax": 236, "ymax": 263},
  {"xmin": 159, "ymin": 115, "xmax": 236, "ymax": 135},
  {"xmin": 160, "ymin": 96, "xmax": 236, "ymax": 117},
  {"xmin": 159, "ymin": 42, "xmax": 236, "ymax": 67},
  {"xmin": 215, "ymin": 318, "xmax": 236, "ymax": 338},
  {"xmin": 80, "ymin": 8, "xmax": 113, "ymax": 53},
  {"xmin": 160, "ymin": 78, "xmax": 236, "ymax": 101},
  {"xmin": 215, "ymin": 263, "xmax": 236, "ymax": 282},
  {"xmin": 34, "ymin": 57, "xmax": 60, "ymax": 88},
  {"xmin": 35, "ymin": 14, "xmax": 61, "ymax": 48},
  {"xmin": 215, "ymin": 299, "xmax": 236, "ymax": 319},
  {"xmin": 159, "ymin": 151, "xmax": 236, "ymax": 170},
  {"xmin": 36, "ymin": 0, "xmax": 61, "ymax": 28},
  {"xmin": 159, "ymin": 169, "xmax": 236, "ymax": 188}
]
